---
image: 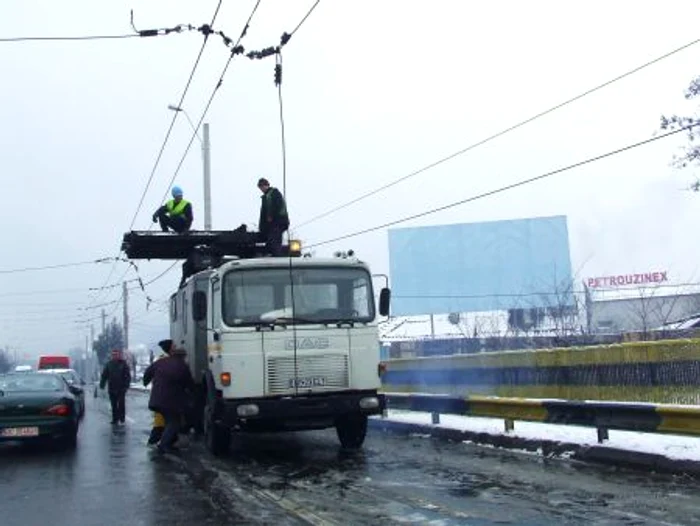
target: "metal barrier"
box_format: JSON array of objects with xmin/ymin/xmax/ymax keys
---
[
  {"xmin": 384, "ymin": 392, "xmax": 700, "ymax": 443},
  {"xmin": 381, "ymin": 338, "xmax": 700, "ymax": 405}
]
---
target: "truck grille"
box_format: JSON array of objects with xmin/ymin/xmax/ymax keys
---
[{"xmin": 267, "ymin": 354, "xmax": 349, "ymax": 394}]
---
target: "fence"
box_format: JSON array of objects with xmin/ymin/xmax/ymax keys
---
[
  {"xmin": 380, "ymin": 338, "xmax": 700, "ymax": 405},
  {"xmin": 384, "ymin": 393, "xmax": 700, "ymax": 443}
]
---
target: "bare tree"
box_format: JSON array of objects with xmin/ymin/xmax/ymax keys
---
[
  {"xmin": 522, "ymin": 276, "xmax": 581, "ymax": 343},
  {"xmin": 625, "ymin": 286, "xmax": 685, "ymax": 340},
  {"xmin": 660, "ymin": 75, "xmax": 700, "ymax": 190}
]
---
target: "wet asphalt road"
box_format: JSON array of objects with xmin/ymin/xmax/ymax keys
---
[{"xmin": 1, "ymin": 391, "xmax": 700, "ymax": 525}]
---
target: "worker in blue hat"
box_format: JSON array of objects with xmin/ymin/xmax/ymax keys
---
[{"xmin": 152, "ymin": 186, "xmax": 193, "ymax": 233}]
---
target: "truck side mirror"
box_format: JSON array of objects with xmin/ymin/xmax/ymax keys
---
[
  {"xmin": 192, "ymin": 291, "xmax": 207, "ymax": 321},
  {"xmin": 379, "ymin": 288, "xmax": 391, "ymax": 317}
]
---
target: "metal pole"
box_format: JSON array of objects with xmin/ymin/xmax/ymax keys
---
[
  {"xmin": 122, "ymin": 282, "xmax": 129, "ymax": 352},
  {"xmin": 202, "ymin": 123, "xmax": 212, "ymax": 230}
]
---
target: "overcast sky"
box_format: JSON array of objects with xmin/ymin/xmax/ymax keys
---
[{"xmin": 2, "ymin": 0, "xmax": 700, "ymax": 359}]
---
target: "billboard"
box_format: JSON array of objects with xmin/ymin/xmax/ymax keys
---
[{"xmin": 388, "ymin": 215, "xmax": 574, "ymax": 316}]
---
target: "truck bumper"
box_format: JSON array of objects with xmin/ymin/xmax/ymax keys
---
[{"xmin": 216, "ymin": 390, "xmax": 385, "ymax": 432}]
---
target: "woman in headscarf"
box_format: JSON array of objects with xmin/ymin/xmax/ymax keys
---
[{"xmin": 145, "ymin": 339, "xmax": 172, "ymax": 445}]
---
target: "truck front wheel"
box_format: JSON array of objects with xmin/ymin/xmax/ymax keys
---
[
  {"xmin": 204, "ymin": 398, "xmax": 231, "ymax": 456},
  {"xmin": 336, "ymin": 414, "xmax": 368, "ymax": 449}
]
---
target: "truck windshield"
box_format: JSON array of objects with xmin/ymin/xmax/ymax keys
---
[{"xmin": 222, "ymin": 266, "xmax": 375, "ymax": 326}]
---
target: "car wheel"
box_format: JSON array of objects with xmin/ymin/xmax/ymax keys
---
[{"xmin": 61, "ymin": 424, "xmax": 79, "ymax": 449}]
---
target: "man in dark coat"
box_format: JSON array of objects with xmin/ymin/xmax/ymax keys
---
[
  {"xmin": 99, "ymin": 349, "xmax": 132, "ymax": 424},
  {"xmin": 147, "ymin": 339, "xmax": 173, "ymax": 445},
  {"xmin": 257, "ymin": 177, "xmax": 289, "ymax": 256},
  {"xmin": 142, "ymin": 345, "xmax": 194, "ymax": 454}
]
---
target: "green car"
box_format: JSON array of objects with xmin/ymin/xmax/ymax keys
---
[{"xmin": 0, "ymin": 372, "xmax": 82, "ymax": 448}]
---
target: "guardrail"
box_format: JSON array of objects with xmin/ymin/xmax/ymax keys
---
[
  {"xmin": 383, "ymin": 392, "xmax": 700, "ymax": 443},
  {"xmin": 381, "ymin": 338, "xmax": 700, "ymax": 405}
]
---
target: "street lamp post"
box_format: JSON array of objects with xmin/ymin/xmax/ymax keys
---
[{"xmin": 167, "ymin": 104, "xmax": 212, "ymax": 230}]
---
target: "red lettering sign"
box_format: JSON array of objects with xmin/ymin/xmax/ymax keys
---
[{"xmin": 584, "ymin": 271, "xmax": 669, "ymax": 289}]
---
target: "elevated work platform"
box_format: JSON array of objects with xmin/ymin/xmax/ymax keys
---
[{"xmin": 122, "ymin": 230, "xmax": 265, "ymax": 260}]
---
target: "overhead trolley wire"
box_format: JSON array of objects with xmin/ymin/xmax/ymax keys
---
[
  {"xmin": 307, "ymin": 122, "xmax": 700, "ymax": 248},
  {"xmin": 86, "ymin": 2, "xmax": 225, "ymax": 315},
  {"xmin": 295, "ymin": 35, "xmax": 700, "ymax": 230},
  {"xmin": 152, "ymin": 0, "xmax": 264, "ymax": 210}
]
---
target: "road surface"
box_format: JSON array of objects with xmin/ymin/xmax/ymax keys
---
[{"xmin": 1, "ymin": 390, "xmax": 699, "ymax": 525}]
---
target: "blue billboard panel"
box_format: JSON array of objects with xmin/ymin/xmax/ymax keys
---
[{"xmin": 388, "ymin": 216, "xmax": 574, "ymax": 316}]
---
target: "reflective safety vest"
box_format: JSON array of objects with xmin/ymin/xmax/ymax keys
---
[{"xmin": 166, "ymin": 198, "xmax": 189, "ymax": 217}]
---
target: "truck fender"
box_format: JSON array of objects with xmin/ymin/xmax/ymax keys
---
[{"xmin": 203, "ymin": 370, "xmax": 217, "ymax": 399}]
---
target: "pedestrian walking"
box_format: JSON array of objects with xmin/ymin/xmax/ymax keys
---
[
  {"xmin": 142, "ymin": 345, "xmax": 194, "ymax": 454},
  {"xmin": 99, "ymin": 349, "xmax": 132, "ymax": 424}
]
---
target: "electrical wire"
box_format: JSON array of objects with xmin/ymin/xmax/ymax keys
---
[
  {"xmin": 87, "ymin": 1, "xmax": 224, "ymax": 315},
  {"xmin": 276, "ymin": 51, "xmax": 288, "ymax": 198},
  {"xmin": 0, "ymin": 34, "xmax": 141, "ymax": 42},
  {"xmin": 289, "ymin": 0, "xmax": 321, "ymax": 37},
  {"xmin": 307, "ymin": 122, "xmax": 700, "ymax": 248},
  {"xmin": 152, "ymin": 0, "xmax": 263, "ymax": 212},
  {"xmin": 127, "ymin": 0, "xmax": 223, "ymax": 231},
  {"xmin": 144, "ymin": 262, "xmax": 180, "ymax": 286},
  {"xmin": 0, "ymin": 17, "xmax": 207, "ymax": 43},
  {"xmin": 295, "ymin": 35, "xmax": 700, "ymax": 230},
  {"xmin": 0, "ymin": 258, "xmax": 114, "ymax": 275}
]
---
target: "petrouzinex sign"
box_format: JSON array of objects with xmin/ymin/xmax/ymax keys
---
[{"xmin": 585, "ymin": 271, "xmax": 668, "ymax": 289}]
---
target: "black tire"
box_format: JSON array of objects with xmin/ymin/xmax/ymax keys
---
[
  {"xmin": 336, "ymin": 414, "xmax": 368, "ymax": 449},
  {"xmin": 61, "ymin": 423, "xmax": 79, "ymax": 450},
  {"xmin": 204, "ymin": 397, "xmax": 231, "ymax": 456},
  {"xmin": 190, "ymin": 385, "xmax": 206, "ymax": 435}
]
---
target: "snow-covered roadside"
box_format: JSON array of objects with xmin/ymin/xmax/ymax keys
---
[{"xmin": 372, "ymin": 409, "xmax": 700, "ymax": 464}]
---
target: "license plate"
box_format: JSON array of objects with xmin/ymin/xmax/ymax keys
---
[
  {"xmin": 1, "ymin": 427, "xmax": 39, "ymax": 438},
  {"xmin": 289, "ymin": 377, "xmax": 327, "ymax": 388}
]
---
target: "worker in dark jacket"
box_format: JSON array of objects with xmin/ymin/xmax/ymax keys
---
[
  {"xmin": 99, "ymin": 349, "xmax": 132, "ymax": 424},
  {"xmin": 152, "ymin": 186, "xmax": 193, "ymax": 233},
  {"xmin": 257, "ymin": 177, "xmax": 289, "ymax": 256},
  {"xmin": 143, "ymin": 345, "xmax": 194, "ymax": 454},
  {"xmin": 146, "ymin": 339, "xmax": 173, "ymax": 445}
]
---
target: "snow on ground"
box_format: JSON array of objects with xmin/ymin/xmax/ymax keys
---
[
  {"xmin": 129, "ymin": 382, "xmax": 151, "ymax": 392},
  {"xmin": 375, "ymin": 410, "xmax": 700, "ymax": 462}
]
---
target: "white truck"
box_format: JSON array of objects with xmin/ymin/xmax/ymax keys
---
[{"xmin": 168, "ymin": 245, "xmax": 390, "ymax": 455}]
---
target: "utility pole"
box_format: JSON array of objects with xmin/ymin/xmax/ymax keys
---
[
  {"xmin": 90, "ymin": 324, "xmax": 95, "ymax": 381},
  {"xmin": 203, "ymin": 122, "xmax": 212, "ymax": 230},
  {"xmin": 167, "ymin": 105, "xmax": 212, "ymax": 230},
  {"xmin": 122, "ymin": 282, "xmax": 129, "ymax": 352},
  {"xmin": 101, "ymin": 309, "xmax": 106, "ymax": 333}
]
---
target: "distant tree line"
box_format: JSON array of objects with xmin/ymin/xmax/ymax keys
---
[
  {"xmin": 92, "ymin": 319, "xmax": 125, "ymax": 365},
  {"xmin": 0, "ymin": 349, "xmax": 12, "ymax": 373}
]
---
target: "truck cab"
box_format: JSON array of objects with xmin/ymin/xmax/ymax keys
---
[
  {"xmin": 121, "ymin": 230, "xmax": 390, "ymax": 456},
  {"xmin": 171, "ymin": 252, "xmax": 390, "ymax": 455}
]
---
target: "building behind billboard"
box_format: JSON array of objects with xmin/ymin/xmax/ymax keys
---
[{"xmin": 388, "ymin": 215, "xmax": 574, "ymax": 316}]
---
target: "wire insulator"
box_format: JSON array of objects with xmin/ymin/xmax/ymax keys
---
[{"xmin": 274, "ymin": 63, "xmax": 282, "ymax": 86}]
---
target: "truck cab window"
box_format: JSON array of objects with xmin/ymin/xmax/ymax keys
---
[
  {"xmin": 222, "ymin": 266, "xmax": 375, "ymax": 326},
  {"xmin": 170, "ymin": 296, "xmax": 178, "ymax": 322}
]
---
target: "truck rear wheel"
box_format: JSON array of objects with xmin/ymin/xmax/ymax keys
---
[
  {"xmin": 204, "ymin": 398, "xmax": 231, "ymax": 456},
  {"xmin": 336, "ymin": 414, "xmax": 368, "ymax": 449}
]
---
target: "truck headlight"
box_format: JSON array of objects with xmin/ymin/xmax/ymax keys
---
[
  {"xmin": 236, "ymin": 404, "xmax": 259, "ymax": 417},
  {"xmin": 359, "ymin": 397, "xmax": 379, "ymax": 409}
]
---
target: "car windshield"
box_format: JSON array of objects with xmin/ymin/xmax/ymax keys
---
[
  {"xmin": 222, "ymin": 266, "xmax": 375, "ymax": 326},
  {"xmin": 0, "ymin": 373, "xmax": 65, "ymax": 392}
]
